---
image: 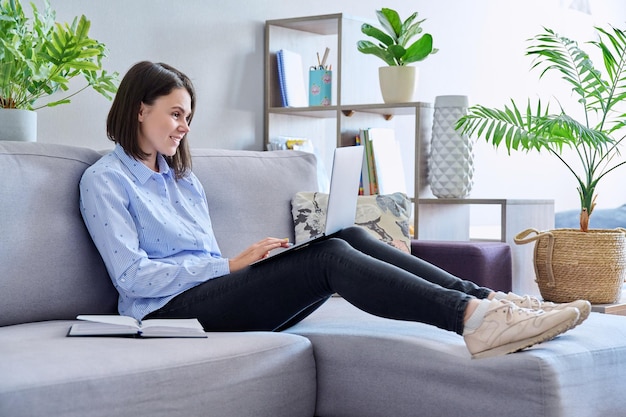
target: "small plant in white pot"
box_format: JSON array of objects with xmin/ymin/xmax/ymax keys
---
[
  {"xmin": 0, "ymin": 0, "xmax": 118, "ymax": 141},
  {"xmin": 357, "ymin": 7, "xmax": 437, "ymax": 103},
  {"xmin": 456, "ymin": 25, "xmax": 626, "ymax": 303}
]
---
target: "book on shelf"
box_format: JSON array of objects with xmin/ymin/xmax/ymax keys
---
[
  {"xmin": 368, "ymin": 128, "xmax": 407, "ymax": 195},
  {"xmin": 67, "ymin": 315, "xmax": 207, "ymax": 338},
  {"xmin": 276, "ymin": 49, "xmax": 307, "ymax": 107},
  {"xmin": 356, "ymin": 127, "xmax": 406, "ymax": 195},
  {"xmin": 357, "ymin": 129, "xmax": 378, "ymax": 195},
  {"xmin": 355, "ymin": 133, "xmax": 368, "ymax": 195}
]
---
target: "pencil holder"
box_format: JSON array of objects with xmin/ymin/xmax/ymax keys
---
[{"xmin": 308, "ymin": 69, "xmax": 332, "ymax": 106}]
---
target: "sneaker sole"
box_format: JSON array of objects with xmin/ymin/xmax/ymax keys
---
[{"xmin": 471, "ymin": 313, "xmax": 578, "ymax": 359}]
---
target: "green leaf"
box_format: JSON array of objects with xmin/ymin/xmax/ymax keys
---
[
  {"xmin": 356, "ymin": 40, "xmax": 396, "ymax": 66},
  {"xmin": 377, "ymin": 8, "xmax": 402, "ymax": 39},
  {"xmin": 398, "ymin": 19, "xmax": 424, "ymax": 47},
  {"xmin": 402, "ymin": 34, "xmax": 434, "ymax": 64},
  {"xmin": 360, "ymin": 23, "xmax": 394, "ymax": 47}
]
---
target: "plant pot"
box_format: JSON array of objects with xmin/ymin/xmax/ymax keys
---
[
  {"xmin": 0, "ymin": 109, "xmax": 37, "ymax": 142},
  {"xmin": 378, "ymin": 66, "xmax": 418, "ymax": 103},
  {"xmin": 515, "ymin": 228, "xmax": 626, "ymax": 303}
]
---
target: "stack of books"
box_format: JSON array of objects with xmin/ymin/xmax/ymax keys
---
[{"xmin": 356, "ymin": 127, "xmax": 407, "ymax": 196}]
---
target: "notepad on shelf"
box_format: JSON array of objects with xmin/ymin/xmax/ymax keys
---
[
  {"xmin": 67, "ymin": 315, "xmax": 207, "ymax": 338},
  {"xmin": 276, "ymin": 49, "xmax": 307, "ymax": 107}
]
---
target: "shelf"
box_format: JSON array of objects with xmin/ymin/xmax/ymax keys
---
[
  {"xmin": 341, "ymin": 102, "xmax": 432, "ymax": 120},
  {"xmin": 266, "ymin": 13, "xmax": 343, "ymax": 35},
  {"xmin": 264, "ymin": 13, "xmax": 434, "ymax": 217},
  {"xmin": 417, "ymin": 198, "xmax": 555, "ymax": 206},
  {"xmin": 268, "ymin": 106, "xmax": 338, "ymax": 118},
  {"xmin": 268, "ymin": 102, "xmax": 433, "ymax": 120}
]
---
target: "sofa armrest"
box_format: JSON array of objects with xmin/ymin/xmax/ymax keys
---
[{"xmin": 411, "ymin": 240, "xmax": 512, "ymax": 292}]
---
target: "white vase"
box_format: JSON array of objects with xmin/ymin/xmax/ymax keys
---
[
  {"xmin": 0, "ymin": 109, "xmax": 37, "ymax": 142},
  {"xmin": 378, "ymin": 66, "xmax": 418, "ymax": 103},
  {"xmin": 428, "ymin": 95, "xmax": 474, "ymax": 198}
]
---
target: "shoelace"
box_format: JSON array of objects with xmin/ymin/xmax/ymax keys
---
[
  {"xmin": 512, "ymin": 295, "xmax": 546, "ymax": 309},
  {"xmin": 496, "ymin": 300, "xmax": 540, "ymax": 323}
]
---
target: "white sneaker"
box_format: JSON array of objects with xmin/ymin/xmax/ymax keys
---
[
  {"xmin": 505, "ymin": 293, "xmax": 591, "ymax": 328},
  {"xmin": 464, "ymin": 299, "xmax": 579, "ymax": 359}
]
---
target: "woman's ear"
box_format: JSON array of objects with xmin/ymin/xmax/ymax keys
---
[{"xmin": 138, "ymin": 102, "xmax": 146, "ymax": 122}]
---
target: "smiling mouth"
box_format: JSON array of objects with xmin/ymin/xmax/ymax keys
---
[{"xmin": 170, "ymin": 136, "xmax": 182, "ymax": 143}]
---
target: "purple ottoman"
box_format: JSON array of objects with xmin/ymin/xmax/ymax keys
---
[{"xmin": 411, "ymin": 240, "xmax": 512, "ymax": 292}]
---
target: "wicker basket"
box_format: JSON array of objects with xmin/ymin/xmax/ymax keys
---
[{"xmin": 514, "ymin": 228, "xmax": 626, "ymax": 303}]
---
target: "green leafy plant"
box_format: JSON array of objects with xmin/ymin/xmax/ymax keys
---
[
  {"xmin": 0, "ymin": 0, "xmax": 118, "ymax": 110},
  {"xmin": 456, "ymin": 26, "xmax": 626, "ymax": 232},
  {"xmin": 356, "ymin": 7, "xmax": 437, "ymax": 66}
]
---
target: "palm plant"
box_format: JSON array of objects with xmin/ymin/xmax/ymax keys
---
[{"xmin": 456, "ymin": 25, "xmax": 626, "ymax": 232}]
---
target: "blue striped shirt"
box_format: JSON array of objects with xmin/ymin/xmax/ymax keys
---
[{"xmin": 79, "ymin": 145, "xmax": 230, "ymax": 320}]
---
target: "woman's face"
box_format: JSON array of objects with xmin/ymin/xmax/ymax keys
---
[{"xmin": 137, "ymin": 87, "xmax": 192, "ymax": 162}]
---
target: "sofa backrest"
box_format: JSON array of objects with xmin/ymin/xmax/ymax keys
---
[
  {"xmin": 190, "ymin": 148, "xmax": 318, "ymax": 258},
  {"xmin": 0, "ymin": 142, "xmax": 117, "ymax": 326},
  {"xmin": 0, "ymin": 142, "xmax": 318, "ymax": 327}
]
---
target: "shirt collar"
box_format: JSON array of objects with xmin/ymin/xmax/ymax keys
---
[{"xmin": 114, "ymin": 144, "xmax": 172, "ymax": 184}]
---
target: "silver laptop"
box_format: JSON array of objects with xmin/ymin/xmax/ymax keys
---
[{"xmin": 252, "ymin": 145, "xmax": 364, "ymax": 265}]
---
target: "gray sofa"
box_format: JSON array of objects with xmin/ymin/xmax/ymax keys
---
[{"xmin": 2, "ymin": 141, "xmax": 626, "ymax": 417}]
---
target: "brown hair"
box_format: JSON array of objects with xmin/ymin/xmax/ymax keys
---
[{"xmin": 106, "ymin": 61, "xmax": 196, "ymax": 179}]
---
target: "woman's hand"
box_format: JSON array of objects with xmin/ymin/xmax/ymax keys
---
[{"xmin": 228, "ymin": 237, "xmax": 292, "ymax": 272}]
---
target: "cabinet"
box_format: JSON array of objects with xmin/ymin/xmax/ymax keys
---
[{"xmin": 264, "ymin": 13, "xmax": 434, "ymax": 203}]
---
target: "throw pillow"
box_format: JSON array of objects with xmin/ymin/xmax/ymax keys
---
[{"xmin": 291, "ymin": 191, "xmax": 411, "ymax": 253}]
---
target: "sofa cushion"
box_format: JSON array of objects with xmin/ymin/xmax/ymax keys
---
[
  {"xmin": 292, "ymin": 192, "xmax": 411, "ymax": 253},
  {"xmin": 0, "ymin": 321, "xmax": 316, "ymax": 417},
  {"xmin": 411, "ymin": 240, "xmax": 513, "ymax": 292},
  {"xmin": 287, "ymin": 297, "xmax": 626, "ymax": 417},
  {"xmin": 191, "ymin": 149, "xmax": 318, "ymax": 258},
  {"xmin": 0, "ymin": 142, "xmax": 118, "ymax": 327}
]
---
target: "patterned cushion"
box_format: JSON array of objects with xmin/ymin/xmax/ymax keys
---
[{"xmin": 291, "ymin": 192, "xmax": 411, "ymax": 253}]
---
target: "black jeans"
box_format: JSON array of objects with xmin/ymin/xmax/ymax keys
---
[{"xmin": 146, "ymin": 226, "xmax": 492, "ymax": 335}]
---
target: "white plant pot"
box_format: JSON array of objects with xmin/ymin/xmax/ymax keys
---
[
  {"xmin": 0, "ymin": 109, "xmax": 37, "ymax": 142},
  {"xmin": 378, "ymin": 66, "xmax": 418, "ymax": 103}
]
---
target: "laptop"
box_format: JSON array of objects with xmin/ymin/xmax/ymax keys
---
[{"xmin": 252, "ymin": 145, "xmax": 364, "ymax": 265}]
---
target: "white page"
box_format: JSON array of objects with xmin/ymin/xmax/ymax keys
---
[{"xmin": 76, "ymin": 315, "xmax": 140, "ymax": 329}]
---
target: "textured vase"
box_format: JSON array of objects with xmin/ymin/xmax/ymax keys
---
[
  {"xmin": 0, "ymin": 109, "xmax": 37, "ymax": 142},
  {"xmin": 378, "ymin": 66, "xmax": 418, "ymax": 103},
  {"xmin": 428, "ymin": 95, "xmax": 474, "ymax": 198}
]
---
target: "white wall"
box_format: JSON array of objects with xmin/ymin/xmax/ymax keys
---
[{"xmin": 28, "ymin": 0, "xmax": 626, "ymax": 212}]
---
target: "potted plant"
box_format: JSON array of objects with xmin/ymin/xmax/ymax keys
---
[
  {"xmin": 0, "ymin": 0, "xmax": 118, "ymax": 141},
  {"xmin": 357, "ymin": 7, "xmax": 437, "ymax": 103},
  {"xmin": 456, "ymin": 25, "xmax": 626, "ymax": 303}
]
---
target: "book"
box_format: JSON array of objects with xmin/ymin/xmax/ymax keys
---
[
  {"xmin": 355, "ymin": 133, "xmax": 367, "ymax": 195},
  {"xmin": 361, "ymin": 128, "xmax": 379, "ymax": 195},
  {"xmin": 276, "ymin": 49, "xmax": 307, "ymax": 107},
  {"xmin": 276, "ymin": 50, "xmax": 288, "ymax": 107},
  {"xmin": 367, "ymin": 128, "xmax": 407, "ymax": 194},
  {"xmin": 67, "ymin": 315, "xmax": 207, "ymax": 338}
]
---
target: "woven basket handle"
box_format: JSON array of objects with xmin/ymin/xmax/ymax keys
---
[{"xmin": 514, "ymin": 228, "xmax": 557, "ymax": 288}]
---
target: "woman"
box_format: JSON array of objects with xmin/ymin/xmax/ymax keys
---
[{"xmin": 79, "ymin": 61, "xmax": 590, "ymax": 359}]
